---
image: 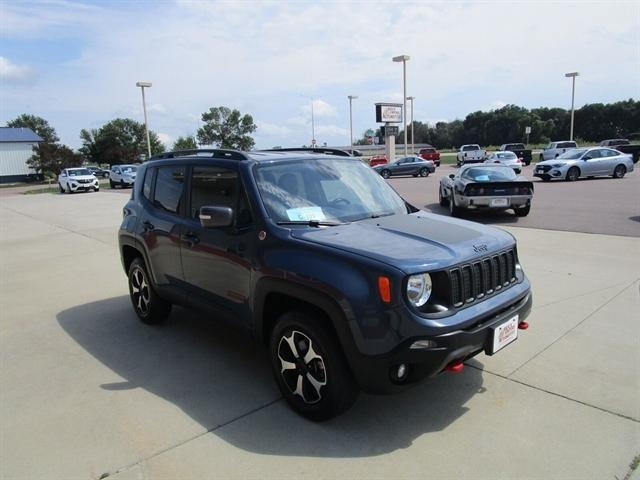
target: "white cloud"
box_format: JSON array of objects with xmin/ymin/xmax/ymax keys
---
[
  {"xmin": 0, "ymin": 57, "xmax": 35, "ymax": 84},
  {"xmin": 302, "ymin": 99, "xmax": 338, "ymax": 118},
  {"xmin": 257, "ymin": 121, "xmax": 291, "ymax": 137},
  {"xmin": 148, "ymin": 103, "xmax": 167, "ymax": 114},
  {"xmin": 316, "ymin": 124, "xmax": 348, "ymax": 137},
  {"xmin": 157, "ymin": 132, "xmax": 172, "ymax": 147}
]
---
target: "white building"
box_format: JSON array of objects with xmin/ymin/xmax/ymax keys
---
[{"xmin": 0, "ymin": 127, "xmax": 43, "ymax": 183}]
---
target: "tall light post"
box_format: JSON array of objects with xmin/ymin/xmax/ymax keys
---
[
  {"xmin": 348, "ymin": 95, "xmax": 358, "ymax": 154},
  {"xmin": 136, "ymin": 81, "xmax": 152, "ymax": 158},
  {"xmin": 407, "ymin": 96, "xmax": 415, "ymax": 154},
  {"xmin": 393, "ymin": 54, "xmax": 410, "ymax": 156},
  {"xmin": 311, "ymin": 99, "xmax": 315, "ymax": 146},
  {"xmin": 565, "ymin": 72, "xmax": 579, "ymax": 141}
]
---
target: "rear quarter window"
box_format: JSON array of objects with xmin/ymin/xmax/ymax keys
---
[{"xmin": 153, "ymin": 166, "xmax": 185, "ymax": 214}]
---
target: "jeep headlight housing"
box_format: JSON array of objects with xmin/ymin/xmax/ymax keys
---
[{"xmin": 406, "ymin": 273, "xmax": 432, "ymax": 307}]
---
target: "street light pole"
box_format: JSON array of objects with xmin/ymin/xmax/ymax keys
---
[
  {"xmin": 311, "ymin": 99, "xmax": 316, "ymax": 146},
  {"xmin": 348, "ymin": 95, "xmax": 358, "ymax": 154},
  {"xmin": 393, "ymin": 55, "xmax": 410, "ymax": 156},
  {"xmin": 407, "ymin": 96, "xmax": 415, "ymax": 154},
  {"xmin": 136, "ymin": 81, "xmax": 152, "ymax": 159},
  {"xmin": 565, "ymin": 72, "xmax": 579, "ymax": 141}
]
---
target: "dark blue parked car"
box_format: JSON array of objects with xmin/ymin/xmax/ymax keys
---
[{"xmin": 119, "ymin": 148, "xmax": 532, "ymax": 420}]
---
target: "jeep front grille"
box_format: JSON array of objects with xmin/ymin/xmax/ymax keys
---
[{"xmin": 448, "ymin": 249, "xmax": 517, "ymax": 307}]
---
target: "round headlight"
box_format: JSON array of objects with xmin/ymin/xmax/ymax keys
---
[{"xmin": 406, "ymin": 273, "xmax": 432, "ymax": 307}]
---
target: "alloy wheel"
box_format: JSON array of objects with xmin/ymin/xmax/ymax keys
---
[
  {"xmin": 277, "ymin": 330, "xmax": 327, "ymax": 404},
  {"xmin": 130, "ymin": 266, "xmax": 151, "ymax": 316}
]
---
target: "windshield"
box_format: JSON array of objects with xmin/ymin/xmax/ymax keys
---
[
  {"xmin": 122, "ymin": 166, "xmax": 137, "ymax": 173},
  {"xmin": 462, "ymin": 166, "xmax": 517, "ymax": 181},
  {"xmin": 557, "ymin": 148, "xmax": 587, "ymax": 160},
  {"xmin": 68, "ymin": 169, "xmax": 92, "ymax": 176},
  {"xmin": 254, "ymin": 158, "xmax": 408, "ymax": 224}
]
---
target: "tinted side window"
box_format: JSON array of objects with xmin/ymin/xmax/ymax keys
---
[
  {"xmin": 153, "ymin": 166, "xmax": 185, "ymax": 214},
  {"xmin": 190, "ymin": 166, "xmax": 237, "ymax": 219},
  {"xmin": 142, "ymin": 168, "xmax": 154, "ymax": 200}
]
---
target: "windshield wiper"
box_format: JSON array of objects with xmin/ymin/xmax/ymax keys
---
[
  {"xmin": 354, "ymin": 211, "xmax": 395, "ymax": 221},
  {"xmin": 276, "ymin": 220, "xmax": 345, "ymax": 227}
]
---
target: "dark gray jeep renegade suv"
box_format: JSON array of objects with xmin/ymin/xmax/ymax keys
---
[{"xmin": 118, "ymin": 148, "xmax": 532, "ymax": 420}]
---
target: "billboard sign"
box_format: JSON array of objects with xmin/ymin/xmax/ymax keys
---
[{"xmin": 375, "ymin": 103, "xmax": 403, "ymax": 123}]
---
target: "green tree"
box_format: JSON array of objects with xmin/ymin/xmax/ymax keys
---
[
  {"xmin": 197, "ymin": 107, "xmax": 257, "ymax": 150},
  {"xmin": 26, "ymin": 143, "xmax": 83, "ymax": 177},
  {"xmin": 6, "ymin": 114, "xmax": 60, "ymax": 143},
  {"xmin": 80, "ymin": 118, "xmax": 164, "ymax": 165},
  {"xmin": 172, "ymin": 135, "xmax": 198, "ymax": 151}
]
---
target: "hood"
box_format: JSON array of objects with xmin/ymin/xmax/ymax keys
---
[
  {"xmin": 537, "ymin": 158, "xmax": 577, "ymax": 167},
  {"xmin": 290, "ymin": 211, "xmax": 515, "ymax": 274}
]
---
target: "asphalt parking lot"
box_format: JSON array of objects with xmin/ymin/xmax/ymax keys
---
[
  {"xmin": 1, "ymin": 184, "xmax": 639, "ymax": 479},
  {"xmin": 388, "ymin": 163, "xmax": 640, "ymax": 237}
]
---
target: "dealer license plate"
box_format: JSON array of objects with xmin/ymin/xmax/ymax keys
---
[
  {"xmin": 490, "ymin": 315, "xmax": 518, "ymax": 354},
  {"xmin": 490, "ymin": 198, "xmax": 508, "ymax": 207}
]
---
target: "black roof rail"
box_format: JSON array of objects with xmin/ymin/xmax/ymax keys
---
[
  {"xmin": 150, "ymin": 149, "xmax": 250, "ymax": 161},
  {"xmin": 260, "ymin": 147, "xmax": 352, "ymax": 157}
]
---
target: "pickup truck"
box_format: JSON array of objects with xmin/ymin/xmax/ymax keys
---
[
  {"xmin": 599, "ymin": 139, "xmax": 640, "ymax": 163},
  {"xmin": 538, "ymin": 141, "xmax": 577, "ymax": 161},
  {"xmin": 456, "ymin": 144, "xmax": 486, "ymax": 166},
  {"xmin": 499, "ymin": 143, "xmax": 532, "ymax": 166},
  {"xmin": 418, "ymin": 146, "xmax": 441, "ymax": 166}
]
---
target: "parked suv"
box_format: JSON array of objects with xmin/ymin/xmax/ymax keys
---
[
  {"xmin": 539, "ymin": 141, "xmax": 577, "ymax": 161},
  {"xmin": 118, "ymin": 148, "xmax": 532, "ymax": 420},
  {"xmin": 58, "ymin": 168, "xmax": 100, "ymax": 193},
  {"xmin": 110, "ymin": 164, "xmax": 138, "ymax": 188}
]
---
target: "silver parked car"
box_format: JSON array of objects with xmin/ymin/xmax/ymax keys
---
[
  {"xmin": 439, "ymin": 164, "xmax": 533, "ymax": 217},
  {"xmin": 534, "ymin": 147, "xmax": 634, "ymax": 182},
  {"xmin": 484, "ymin": 151, "xmax": 524, "ymax": 173}
]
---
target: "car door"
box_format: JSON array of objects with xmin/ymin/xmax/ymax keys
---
[
  {"xmin": 390, "ymin": 158, "xmax": 406, "ymax": 174},
  {"xmin": 112, "ymin": 166, "xmax": 121, "ymax": 182},
  {"xmin": 139, "ymin": 164, "xmax": 187, "ymax": 289},
  {"xmin": 180, "ymin": 164, "xmax": 255, "ymax": 326},
  {"xmin": 582, "ymin": 149, "xmax": 607, "ymax": 175}
]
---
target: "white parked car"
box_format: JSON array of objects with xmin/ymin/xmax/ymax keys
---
[
  {"xmin": 539, "ymin": 141, "xmax": 578, "ymax": 161},
  {"xmin": 110, "ymin": 164, "xmax": 138, "ymax": 188},
  {"xmin": 534, "ymin": 147, "xmax": 634, "ymax": 182},
  {"xmin": 484, "ymin": 151, "xmax": 523, "ymax": 174},
  {"xmin": 456, "ymin": 144, "xmax": 486, "ymax": 166},
  {"xmin": 58, "ymin": 168, "xmax": 100, "ymax": 193}
]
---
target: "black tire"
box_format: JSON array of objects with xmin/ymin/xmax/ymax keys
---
[
  {"xmin": 541, "ymin": 176, "xmax": 551, "ymax": 182},
  {"xmin": 120, "ymin": 180, "xmax": 125, "ymax": 188},
  {"xmin": 419, "ymin": 168, "xmax": 429, "ymax": 177},
  {"xmin": 439, "ymin": 187, "xmax": 449, "ymax": 207},
  {"xmin": 613, "ymin": 164, "xmax": 626, "ymax": 178},
  {"xmin": 566, "ymin": 167, "xmax": 580, "ymax": 182},
  {"xmin": 449, "ymin": 193, "xmax": 461, "ymax": 217},
  {"xmin": 525, "ymin": 160, "xmax": 531, "ymax": 166},
  {"xmin": 59, "ymin": 184, "xmax": 65, "ymax": 193},
  {"xmin": 269, "ymin": 311, "xmax": 358, "ymax": 421},
  {"xmin": 381, "ymin": 170, "xmax": 391, "ymax": 179},
  {"xmin": 514, "ymin": 205, "xmax": 530, "ymax": 217},
  {"xmin": 539, "ymin": 154, "xmax": 544, "ymax": 162},
  {"xmin": 109, "ymin": 180, "xmax": 115, "ymax": 189},
  {"xmin": 128, "ymin": 258, "xmax": 171, "ymax": 325}
]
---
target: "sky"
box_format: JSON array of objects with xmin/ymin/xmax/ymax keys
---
[{"xmin": 1, "ymin": 0, "xmax": 639, "ymax": 150}]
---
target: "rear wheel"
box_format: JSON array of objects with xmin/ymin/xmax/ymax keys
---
[
  {"xmin": 566, "ymin": 167, "xmax": 580, "ymax": 182},
  {"xmin": 128, "ymin": 258, "xmax": 171, "ymax": 325},
  {"xmin": 449, "ymin": 193, "xmax": 461, "ymax": 217},
  {"xmin": 419, "ymin": 168, "xmax": 429, "ymax": 177},
  {"xmin": 613, "ymin": 164, "xmax": 626, "ymax": 178},
  {"xmin": 439, "ymin": 187, "xmax": 449, "ymax": 207},
  {"xmin": 110, "ymin": 180, "xmax": 115, "ymax": 189},
  {"xmin": 381, "ymin": 170, "xmax": 391, "ymax": 179},
  {"xmin": 269, "ymin": 311, "xmax": 358, "ymax": 421},
  {"xmin": 514, "ymin": 205, "xmax": 530, "ymax": 217},
  {"xmin": 539, "ymin": 154, "xmax": 544, "ymax": 162}
]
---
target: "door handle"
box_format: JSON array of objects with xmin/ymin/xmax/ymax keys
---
[
  {"xmin": 142, "ymin": 220, "xmax": 155, "ymax": 231},
  {"xmin": 183, "ymin": 231, "xmax": 200, "ymax": 246}
]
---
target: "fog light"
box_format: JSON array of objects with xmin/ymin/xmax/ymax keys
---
[
  {"xmin": 410, "ymin": 339, "xmax": 437, "ymax": 349},
  {"xmin": 390, "ymin": 363, "xmax": 409, "ymax": 382},
  {"xmin": 396, "ymin": 364, "xmax": 408, "ymax": 379}
]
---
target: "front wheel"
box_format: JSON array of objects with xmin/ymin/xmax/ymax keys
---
[
  {"xmin": 380, "ymin": 170, "xmax": 391, "ymax": 179},
  {"xmin": 59, "ymin": 184, "xmax": 65, "ymax": 194},
  {"xmin": 419, "ymin": 168, "xmax": 429, "ymax": 177},
  {"xmin": 128, "ymin": 258, "xmax": 171, "ymax": 325},
  {"xmin": 613, "ymin": 164, "xmax": 626, "ymax": 178},
  {"xmin": 566, "ymin": 167, "xmax": 580, "ymax": 182},
  {"xmin": 269, "ymin": 311, "xmax": 359, "ymax": 421},
  {"xmin": 514, "ymin": 205, "xmax": 530, "ymax": 217},
  {"xmin": 439, "ymin": 187, "xmax": 449, "ymax": 207}
]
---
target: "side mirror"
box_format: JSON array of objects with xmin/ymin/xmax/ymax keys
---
[
  {"xmin": 199, "ymin": 206, "xmax": 234, "ymax": 228},
  {"xmin": 449, "ymin": 174, "xmax": 455, "ymax": 179}
]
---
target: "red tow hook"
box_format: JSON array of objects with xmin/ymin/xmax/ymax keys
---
[
  {"xmin": 446, "ymin": 361, "xmax": 464, "ymax": 373},
  {"xmin": 518, "ymin": 321, "xmax": 529, "ymax": 330}
]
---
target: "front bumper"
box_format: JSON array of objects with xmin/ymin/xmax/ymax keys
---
[
  {"xmin": 350, "ymin": 289, "xmax": 532, "ymax": 394},
  {"xmin": 69, "ymin": 181, "xmax": 99, "ymax": 191},
  {"xmin": 455, "ymin": 194, "xmax": 532, "ymax": 209}
]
